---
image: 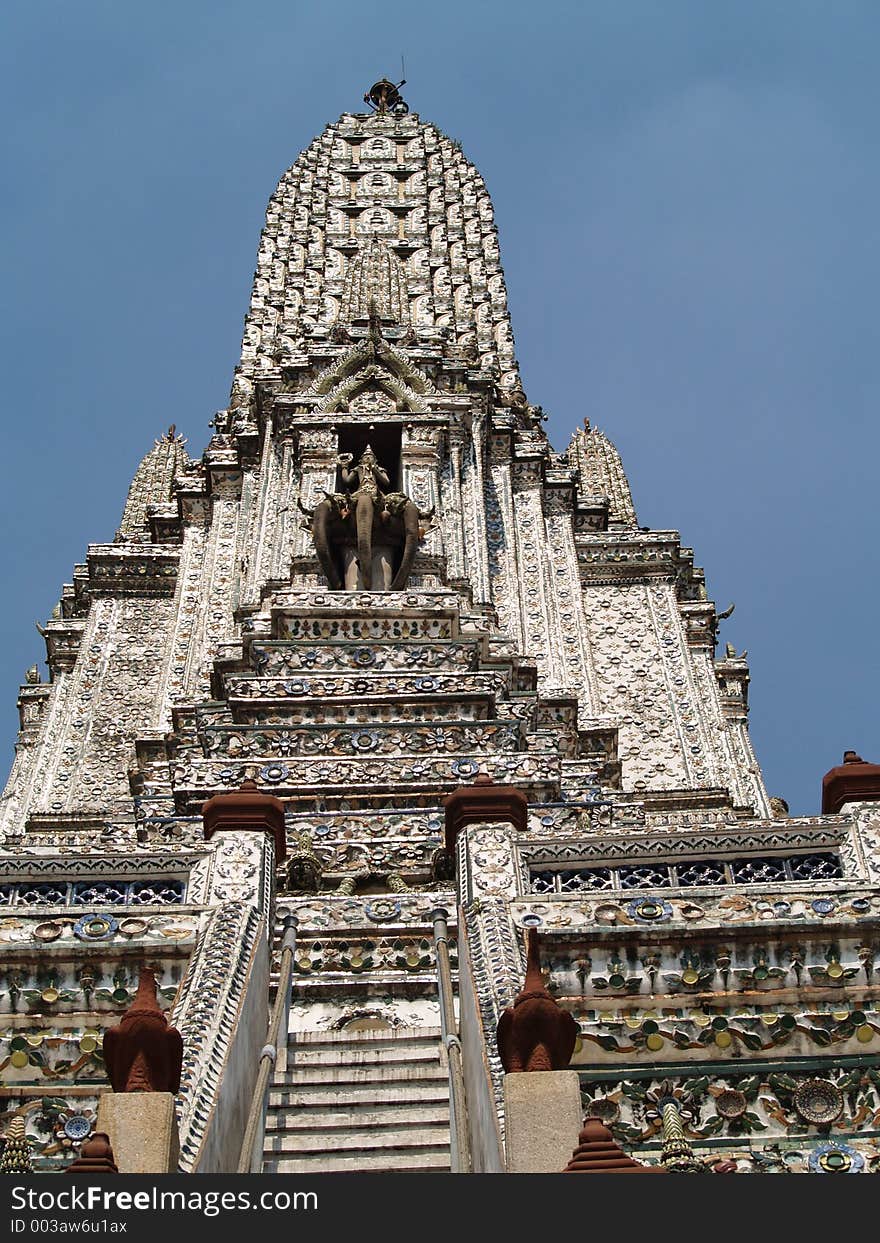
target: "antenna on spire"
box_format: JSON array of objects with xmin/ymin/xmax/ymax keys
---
[{"xmin": 364, "ymin": 76, "xmax": 409, "ymax": 116}]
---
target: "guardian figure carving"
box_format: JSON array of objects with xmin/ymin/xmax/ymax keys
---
[{"xmin": 301, "ymin": 446, "xmax": 429, "ymax": 591}]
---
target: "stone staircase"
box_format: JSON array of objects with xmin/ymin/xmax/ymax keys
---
[
  {"xmin": 262, "ymin": 1026, "xmax": 452, "ymax": 1173},
  {"xmin": 167, "ymin": 589, "xmax": 572, "ymax": 814}
]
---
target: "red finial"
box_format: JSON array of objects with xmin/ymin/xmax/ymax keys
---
[
  {"xmin": 65, "ymin": 1133, "xmax": 119, "ymax": 1175},
  {"xmin": 443, "ymin": 775, "xmax": 528, "ymax": 856},
  {"xmin": 202, "ymin": 781, "xmax": 287, "ymax": 862},
  {"xmin": 102, "ymin": 968, "xmax": 183, "ymax": 1093},
  {"xmin": 496, "ymin": 929, "xmax": 579, "ymax": 1072},
  {"xmin": 821, "ymin": 751, "xmax": 880, "ymax": 813},
  {"xmin": 563, "ymin": 1119, "xmax": 662, "ymax": 1173}
]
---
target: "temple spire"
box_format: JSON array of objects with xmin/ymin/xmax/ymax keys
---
[{"xmin": 117, "ymin": 427, "xmax": 188, "ymax": 540}]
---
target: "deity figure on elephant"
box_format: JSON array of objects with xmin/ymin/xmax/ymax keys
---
[{"xmin": 299, "ymin": 445, "xmax": 432, "ymax": 591}]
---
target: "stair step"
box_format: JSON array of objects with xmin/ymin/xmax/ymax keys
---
[
  {"xmin": 264, "ymin": 1149, "xmax": 451, "ymax": 1174},
  {"xmin": 178, "ymin": 749, "xmax": 554, "ymax": 804},
  {"xmin": 265, "ymin": 1124, "xmax": 451, "ymax": 1154},
  {"xmin": 288, "ymin": 1026, "xmax": 443, "ymax": 1046},
  {"xmin": 264, "ymin": 1018, "xmax": 452, "ymax": 1173},
  {"xmin": 287, "ymin": 1044, "xmax": 442, "ymax": 1067},
  {"xmin": 234, "ymin": 703, "xmax": 489, "ymax": 725},
  {"xmin": 265, "ymin": 1103, "xmax": 450, "ymax": 1132},
  {"xmin": 224, "ymin": 671, "xmax": 505, "ymax": 702},
  {"xmin": 270, "ymin": 1082, "xmax": 450, "ymax": 1108},
  {"xmin": 274, "ymin": 1063, "xmax": 446, "ymax": 1087},
  {"xmin": 251, "ymin": 640, "xmax": 480, "ymax": 676}
]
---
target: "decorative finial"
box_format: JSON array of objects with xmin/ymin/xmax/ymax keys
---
[
  {"xmin": 153, "ymin": 425, "xmax": 187, "ymax": 449},
  {"xmin": 65, "ymin": 1133, "xmax": 118, "ymax": 1175},
  {"xmin": 495, "ymin": 928, "xmax": 579, "ymax": 1072},
  {"xmin": 363, "ymin": 78, "xmax": 408, "ymax": 116},
  {"xmin": 563, "ymin": 1118, "xmax": 660, "ymax": 1174},
  {"xmin": 102, "ymin": 967, "xmax": 183, "ymax": 1093}
]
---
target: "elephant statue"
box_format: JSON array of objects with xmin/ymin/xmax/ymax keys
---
[
  {"xmin": 299, "ymin": 446, "xmax": 432, "ymax": 591},
  {"xmin": 301, "ymin": 491, "xmax": 350, "ymax": 591}
]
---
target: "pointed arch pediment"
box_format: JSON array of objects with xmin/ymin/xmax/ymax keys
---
[
  {"xmin": 304, "ymin": 336, "xmax": 438, "ymax": 404},
  {"xmin": 317, "ymin": 362, "xmax": 429, "ymax": 414}
]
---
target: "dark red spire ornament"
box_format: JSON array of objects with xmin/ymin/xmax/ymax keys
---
[
  {"xmin": 821, "ymin": 751, "xmax": 880, "ymax": 814},
  {"xmin": 443, "ymin": 773, "xmax": 528, "ymax": 859},
  {"xmin": 563, "ymin": 1119, "xmax": 661, "ymax": 1173},
  {"xmin": 102, "ymin": 968, "xmax": 183, "ymax": 1094},
  {"xmin": 65, "ymin": 1133, "xmax": 119, "ymax": 1175},
  {"xmin": 496, "ymin": 929, "xmax": 578, "ymax": 1072},
  {"xmin": 202, "ymin": 779, "xmax": 287, "ymax": 862}
]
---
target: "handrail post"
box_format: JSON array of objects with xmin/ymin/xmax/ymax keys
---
[
  {"xmin": 430, "ymin": 906, "xmax": 472, "ymax": 1173},
  {"xmin": 237, "ymin": 912, "xmax": 298, "ymax": 1173}
]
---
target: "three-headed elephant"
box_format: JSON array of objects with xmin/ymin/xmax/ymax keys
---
[{"xmin": 301, "ymin": 489, "xmax": 430, "ymax": 591}]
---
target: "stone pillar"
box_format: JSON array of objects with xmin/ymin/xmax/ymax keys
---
[
  {"xmin": 169, "ymin": 782, "xmax": 286, "ymax": 1173},
  {"xmin": 293, "ymin": 427, "xmax": 339, "ymax": 568},
  {"xmin": 96, "ymin": 1095, "xmax": 179, "ymax": 1175},
  {"xmin": 445, "ymin": 776, "xmax": 529, "ymax": 1169},
  {"xmin": 503, "ymin": 1070, "xmax": 583, "ymax": 1173},
  {"xmin": 401, "ymin": 423, "xmax": 443, "ymax": 569}
]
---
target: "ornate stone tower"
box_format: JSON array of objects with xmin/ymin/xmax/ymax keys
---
[{"xmin": 3, "ymin": 82, "xmax": 880, "ymax": 1175}]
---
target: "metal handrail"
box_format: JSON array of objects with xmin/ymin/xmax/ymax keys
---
[
  {"xmin": 237, "ymin": 913, "xmax": 298, "ymax": 1173},
  {"xmin": 430, "ymin": 907, "xmax": 472, "ymax": 1173}
]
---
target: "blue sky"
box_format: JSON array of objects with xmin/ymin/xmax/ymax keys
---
[{"xmin": 1, "ymin": 2, "xmax": 878, "ymax": 814}]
